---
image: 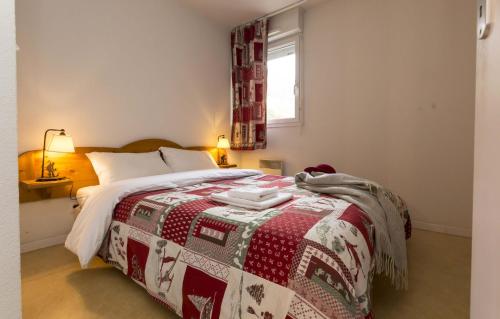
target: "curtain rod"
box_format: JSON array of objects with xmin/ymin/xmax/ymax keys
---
[{"xmin": 239, "ymin": 0, "xmax": 307, "ymax": 26}]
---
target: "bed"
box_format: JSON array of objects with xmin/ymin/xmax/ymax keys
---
[{"xmin": 62, "ymin": 139, "xmax": 410, "ymax": 319}]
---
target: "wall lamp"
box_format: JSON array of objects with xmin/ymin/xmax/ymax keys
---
[{"xmin": 216, "ymin": 135, "xmax": 230, "ymax": 165}]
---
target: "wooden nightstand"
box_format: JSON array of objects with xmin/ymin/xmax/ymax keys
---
[
  {"xmin": 19, "ymin": 178, "xmax": 73, "ymax": 200},
  {"xmin": 218, "ymin": 164, "xmax": 237, "ymax": 169}
]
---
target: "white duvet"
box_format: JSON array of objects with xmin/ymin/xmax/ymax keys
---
[{"xmin": 65, "ymin": 169, "xmax": 262, "ymax": 267}]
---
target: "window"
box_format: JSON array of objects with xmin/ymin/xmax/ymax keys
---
[{"xmin": 267, "ymin": 35, "xmax": 301, "ymax": 127}]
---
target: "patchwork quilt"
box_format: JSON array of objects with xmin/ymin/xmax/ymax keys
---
[{"xmin": 98, "ymin": 174, "xmax": 410, "ymax": 319}]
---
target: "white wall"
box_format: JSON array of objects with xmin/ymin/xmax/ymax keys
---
[
  {"xmin": 471, "ymin": 0, "xmax": 500, "ymax": 317},
  {"xmin": 0, "ymin": 0, "xmax": 21, "ymax": 317},
  {"xmin": 17, "ymin": 0, "xmax": 230, "ymax": 151},
  {"xmin": 241, "ymin": 0, "xmax": 477, "ymax": 236},
  {"xmin": 16, "ymin": 0, "xmax": 232, "ymax": 250}
]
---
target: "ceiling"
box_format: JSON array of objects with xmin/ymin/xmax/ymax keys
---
[{"xmin": 182, "ymin": 0, "xmax": 327, "ymax": 28}]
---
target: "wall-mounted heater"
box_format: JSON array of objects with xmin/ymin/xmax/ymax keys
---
[{"xmin": 259, "ymin": 159, "xmax": 284, "ymax": 176}]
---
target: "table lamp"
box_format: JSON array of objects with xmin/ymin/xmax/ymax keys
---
[
  {"xmin": 37, "ymin": 129, "xmax": 75, "ymax": 182},
  {"xmin": 216, "ymin": 135, "xmax": 230, "ymax": 165}
]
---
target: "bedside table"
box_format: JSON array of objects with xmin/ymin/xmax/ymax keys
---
[
  {"xmin": 218, "ymin": 164, "xmax": 237, "ymax": 169},
  {"xmin": 19, "ymin": 178, "xmax": 73, "ymax": 200},
  {"xmin": 20, "ymin": 178, "xmax": 72, "ymax": 189}
]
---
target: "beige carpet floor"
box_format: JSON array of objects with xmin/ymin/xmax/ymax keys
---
[{"xmin": 21, "ymin": 230, "xmax": 471, "ymax": 319}]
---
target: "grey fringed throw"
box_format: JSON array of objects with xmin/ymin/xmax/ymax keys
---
[{"xmin": 295, "ymin": 171, "xmax": 408, "ymax": 289}]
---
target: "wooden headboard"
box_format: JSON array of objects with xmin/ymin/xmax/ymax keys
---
[{"xmin": 18, "ymin": 139, "xmax": 217, "ymax": 203}]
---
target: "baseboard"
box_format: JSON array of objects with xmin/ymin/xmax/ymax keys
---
[
  {"xmin": 412, "ymin": 220, "xmax": 471, "ymax": 238},
  {"xmin": 21, "ymin": 234, "xmax": 68, "ymax": 253}
]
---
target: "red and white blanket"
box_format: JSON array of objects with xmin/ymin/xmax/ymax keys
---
[{"xmin": 66, "ymin": 169, "xmax": 410, "ymax": 319}]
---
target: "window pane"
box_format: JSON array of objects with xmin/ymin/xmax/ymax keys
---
[{"xmin": 267, "ymin": 44, "xmax": 296, "ymax": 121}]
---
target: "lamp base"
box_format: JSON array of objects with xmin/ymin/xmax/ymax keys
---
[
  {"xmin": 36, "ymin": 177, "xmax": 67, "ymax": 182},
  {"xmin": 219, "ymin": 154, "xmax": 227, "ymax": 165}
]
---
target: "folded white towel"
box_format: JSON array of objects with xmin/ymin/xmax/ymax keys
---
[
  {"xmin": 211, "ymin": 191, "xmax": 293, "ymax": 210},
  {"xmin": 227, "ymin": 186, "xmax": 278, "ymax": 202}
]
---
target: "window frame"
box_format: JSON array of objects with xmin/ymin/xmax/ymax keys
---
[{"xmin": 267, "ymin": 33, "xmax": 302, "ymax": 128}]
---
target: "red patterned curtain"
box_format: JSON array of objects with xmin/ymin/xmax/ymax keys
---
[{"xmin": 230, "ymin": 19, "xmax": 268, "ymax": 150}]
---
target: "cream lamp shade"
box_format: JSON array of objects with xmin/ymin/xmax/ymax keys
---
[
  {"xmin": 217, "ymin": 136, "xmax": 230, "ymax": 149},
  {"xmin": 47, "ymin": 133, "xmax": 75, "ymax": 153}
]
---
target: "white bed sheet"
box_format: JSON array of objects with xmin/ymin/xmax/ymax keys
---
[{"xmin": 76, "ymin": 185, "xmax": 102, "ymax": 208}]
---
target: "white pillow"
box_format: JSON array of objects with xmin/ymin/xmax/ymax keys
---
[
  {"xmin": 86, "ymin": 151, "xmax": 172, "ymax": 185},
  {"xmin": 159, "ymin": 147, "xmax": 219, "ymax": 172}
]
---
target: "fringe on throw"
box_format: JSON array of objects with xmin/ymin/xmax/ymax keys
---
[
  {"xmin": 375, "ymin": 252, "xmax": 408, "ymax": 290},
  {"xmin": 374, "ymin": 187, "xmax": 409, "ymax": 290}
]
